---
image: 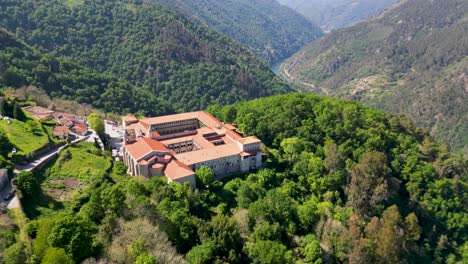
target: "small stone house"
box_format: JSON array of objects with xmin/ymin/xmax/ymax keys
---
[{"xmin": 53, "ymin": 126, "xmax": 70, "ymax": 139}]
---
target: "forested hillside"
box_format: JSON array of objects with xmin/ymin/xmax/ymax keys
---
[
  {"xmin": 0, "ymin": 29, "xmax": 172, "ymax": 116},
  {"xmin": 276, "ymin": 0, "xmax": 397, "ymax": 31},
  {"xmin": 282, "ymin": 0, "xmax": 468, "ymax": 152},
  {"xmin": 9, "ymin": 93, "xmax": 466, "ymax": 263},
  {"xmin": 0, "ymin": 0, "xmax": 290, "ymax": 112},
  {"xmin": 152, "ymin": 0, "xmax": 323, "ymax": 64}
]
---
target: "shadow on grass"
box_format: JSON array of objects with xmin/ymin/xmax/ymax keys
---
[
  {"xmin": 21, "ymin": 155, "xmax": 65, "ymax": 219},
  {"xmin": 22, "ymin": 188, "xmax": 65, "ymax": 219}
]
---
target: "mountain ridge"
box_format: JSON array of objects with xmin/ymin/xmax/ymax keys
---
[
  {"xmin": 151, "ymin": 0, "xmax": 323, "ymax": 65},
  {"xmin": 0, "ymin": 0, "xmax": 291, "ymax": 112},
  {"xmin": 276, "ymin": 0, "xmax": 398, "ymax": 31},
  {"xmin": 281, "ymin": 0, "xmax": 468, "ymax": 152}
]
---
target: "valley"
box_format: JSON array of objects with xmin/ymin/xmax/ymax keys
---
[
  {"xmin": 0, "ymin": 0, "xmax": 466, "ymax": 263},
  {"xmin": 281, "ymin": 0, "xmax": 468, "ymax": 153}
]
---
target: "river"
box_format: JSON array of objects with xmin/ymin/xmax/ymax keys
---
[{"xmin": 271, "ymin": 60, "xmax": 286, "ymax": 80}]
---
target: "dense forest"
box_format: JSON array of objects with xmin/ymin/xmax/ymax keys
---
[
  {"xmin": 282, "ymin": 0, "xmax": 468, "ymax": 153},
  {"xmin": 152, "ymin": 0, "xmax": 323, "ymax": 65},
  {"xmin": 0, "ymin": 0, "xmax": 290, "ymax": 112},
  {"xmin": 0, "ymin": 29, "xmax": 173, "ymax": 116},
  {"xmin": 3, "ymin": 93, "xmax": 466, "ymax": 263},
  {"xmin": 276, "ymin": 0, "xmax": 397, "ymax": 31}
]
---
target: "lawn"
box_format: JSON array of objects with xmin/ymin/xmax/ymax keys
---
[
  {"xmin": 48, "ymin": 142, "xmax": 111, "ymax": 183},
  {"xmin": 0, "ymin": 118, "xmax": 49, "ymax": 156},
  {"xmin": 22, "ymin": 142, "xmax": 112, "ymax": 219}
]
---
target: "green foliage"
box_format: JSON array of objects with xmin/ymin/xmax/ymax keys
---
[
  {"xmin": 5, "ymin": 93, "xmax": 465, "ymax": 263},
  {"xmin": 12, "ymin": 101, "xmax": 26, "ymax": 121},
  {"xmin": 0, "ymin": 209, "xmax": 23, "ymax": 264},
  {"xmin": 0, "ymin": 29, "xmax": 170, "ymax": 116},
  {"xmin": 47, "ymin": 215, "xmax": 97, "ymax": 262},
  {"xmin": 134, "ymin": 253, "xmax": 157, "ymax": 264},
  {"xmin": 3, "ymin": 242, "xmax": 25, "ymax": 264},
  {"xmin": 282, "ymin": 0, "xmax": 468, "ymax": 152},
  {"xmin": 41, "ymin": 247, "xmax": 73, "ymax": 264},
  {"xmin": 153, "ymin": 0, "xmax": 323, "ymax": 64},
  {"xmin": 0, "ymin": 110, "xmax": 50, "ymax": 156},
  {"xmin": 49, "ymin": 143, "xmax": 111, "ymax": 182},
  {"xmin": 112, "ymin": 161, "xmax": 127, "ymax": 175},
  {"xmin": 87, "ymin": 113, "xmax": 104, "ymax": 139},
  {"xmin": 195, "ymin": 166, "xmax": 214, "ymax": 188},
  {"xmin": 0, "ymin": 129, "xmax": 13, "ymax": 156},
  {"xmin": 213, "ymin": 93, "xmax": 467, "ymax": 262},
  {"xmin": 0, "ymin": 0, "xmax": 291, "ymax": 113},
  {"xmin": 246, "ymin": 240, "xmax": 294, "ymax": 264},
  {"xmin": 15, "ymin": 171, "xmax": 36, "ymax": 198},
  {"xmin": 186, "ymin": 241, "xmax": 216, "ymax": 264},
  {"xmin": 302, "ymin": 234, "xmax": 322, "ymax": 264}
]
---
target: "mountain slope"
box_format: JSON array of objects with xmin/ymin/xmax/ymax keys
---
[
  {"xmin": 281, "ymin": 0, "xmax": 468, "ymax": 152},
  {"xmin": 276, "ymin": 0, "xmax": 397, "ymax": 31},
  {"xmin": 209, "ymin": 93, "xmax": 467, "ymax": 263},
  {"xmin": 0, "ymin": 0, "xmax": 291, "ymax": 112},
  {"xmin": 152, "ymin": 0, "xmax": 323, "ymax": 64},
  {"xmin": 0, "ymin": 29, "xmax": 172, "ymax": 116}
]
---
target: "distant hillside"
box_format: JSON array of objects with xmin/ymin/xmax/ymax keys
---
[
  {"xmin": 0, "ymin": 0, "xmax": 291, "ymax": 112},
  {"xmin": 281, "ymin": 0, "xmax": 468, "ymax": 152},
  {"xmin": 152, "ymin": 0, "xmax": 323, "ymax": 64},
  {"xmin": 0, "ymin": 29, "xmax": 172, "ymax": 116},
  {"xmin": 277, "ymin": 0, "xmax": 397, "ymax": 31}
]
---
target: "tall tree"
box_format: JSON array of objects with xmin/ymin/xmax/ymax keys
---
[
  {"xmin": 346, "ymin": 152, "xmax": 398, "ymax": 217},
  {"xmin": 12, "ymin": 102, "xmax": 26, "ymax": 121}
]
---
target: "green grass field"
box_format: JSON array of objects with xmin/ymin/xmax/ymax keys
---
[
  {"xmin": 22, "ymin": 142, "xmax": 112, "ymax": 219},
  {"xmin": 48, "ymin": 142, "xmax": 111, "ymax": 182},
  {"xmin": 0, "ymin": 118, "xmax": 49, "ymax": 156}
]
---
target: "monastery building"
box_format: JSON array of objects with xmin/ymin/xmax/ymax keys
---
[{"xmin": 122, "ymin": 111, "xmax": 262, "ymax": 188}]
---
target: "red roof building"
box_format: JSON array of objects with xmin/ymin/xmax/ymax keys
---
[
  {"xmin": 71, "ymin": 123, "xmax": 88, "ymax": 136},
  {"xmin": 53, "ymin": 126, "xmax": 70, "ymax": 139},
  {"xmin": 122, "ymin": 111, "xmax": 262, "ymax": 188}
]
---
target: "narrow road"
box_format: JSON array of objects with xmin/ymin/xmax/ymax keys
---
[
  {"xmin": 15, "ymin": 136, "xmax": 88, "ymax": 172},
  {"xmin": 2, "ymin": 136, "xmax": 88, "ymax": 209}
]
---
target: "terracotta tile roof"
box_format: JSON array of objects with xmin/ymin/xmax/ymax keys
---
[
  {"xmin": 165, "ymin": 159, "xmax": 195, "ymax": 180},
  {"xmin": 150, "ymin": 131, "xmax": 161, "ymax": 138},
  {"xmin": 53, "ymin": 126, "xmax": 69, "ymax": 136},
  {"xmin": 152, "ymin": 163, "xmax": 165, "ymax": 169},
  {"xmin": 225, "ymin": 129, "xmax": 260, "ymax": 144},
  {"xmin": 125, "ymin": 122, "xmax": 147, "ymax": 137},
  {"xmin": 138, "ymin": 160, "xmax": 149, "ymax": 165},
  {"xmin": 59, "ymin": 118, "xmax": 74, "ymax": 128},
  {"xmin": 71, "ymin": 123, "xmax": 88, "ymax": 134},
  {"xmin": 125, "ymin": 137, "xmax": 170, "ymax": 160},
  {"xmin": 193, "ymin": 134, "xmax": 215, "ymax": 149},
  {"xmin": 123, "ymin": 115, "xmax": 138, "ymax": 122},
  {"xmin": 224, "ymin": 124, "xmax": 237, "ymax": 130},
  {"xmin": 140, "ymin": 111, "xmax": 222, "ymax": 128},
  {"xmin": 160, "ymin": 135, "xmax": 195, "ymax": 146},
  {"xmin": 240, "ymin": 136, "xmax": 261, "ymax": 144},
  {"xmin": 176, "ymin": 143, "xmax": 242, "ymax": 165},
  {"xmin": 197, "ymin": 111, "xmax": 223, "ymax": 128},
  {"xmin": 141, "ymin": 112, "xmax": 198, "ymax": 125},
  {"xmin": 225, "ymin": 129, "xmax": 244, "ymax": 141},
  {"xmin": 124, "ymin": 111, "xmax": 262, "ymax": 180}
]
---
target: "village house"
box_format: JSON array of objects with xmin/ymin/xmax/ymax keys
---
[
  {"xmin": 53, "ymin": 126, "xmax": 70, "ymax": 139},
  {"xmin": 71, "ymin": 123, "xmax": 88, "ymax": 136},
  {"xmin": 24, "ymin": 106, "xmax": 89, "ymax": 136},
  {"xmin": 122, "ymin": 111, "xmax": 262, "ymax": 188}
]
